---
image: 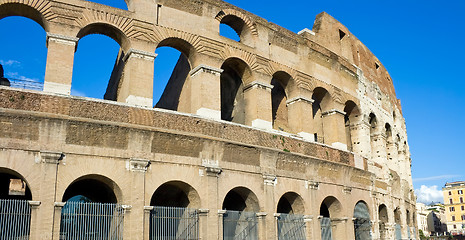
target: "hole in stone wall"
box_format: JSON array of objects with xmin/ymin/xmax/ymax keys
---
[
  {"xmin": 375, "ymin": 62, "xmax": 380, "ymax": 69},
  {"xmin": 220, "ymin": 23, "xmax": 240, "ymax": 42},
  {"xmin": 339, "ymin": 29, "xmax": 346, "ymax": 40}
]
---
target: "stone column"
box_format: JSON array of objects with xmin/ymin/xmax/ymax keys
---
[
  {"xmin": 322, "ymin": 109, "xmax": 347, "ymax": 150},
  {"xmin": 52, "ymin": 202, "xmax": 65, "ymax": 240},
  {"xmin": 303, "ymin": 215, "xmax": 314, "ymax": 240},
  {"xmin": 44, "ymin": 33, "xmax": 78, "ymax": 95},
  {"xmin": 28, "ymin": 201, "xmax": 41, "ymax": 240},
  {"xmin": 218, "ymin": 210, "xmax": 226, "ymax": 240},
  {"xmin": 350, "ymin": 120, "xmax": 371, "ymax": 158},
  {"xmin": 198, "ymin": 209, "xmax": 210, "ymax": 240},
  {"xmin": 189, "ymin": 65, "xmax": 223, "ymax": 120},
  {"xmin": 332, "ymin": 217, "xmax": 350, "ymax": 240},
  {"xmin": 122, "ymin": 205, "xmax": 133, "ymax": 239},
  {"xmin": 371, "ymin": 133, "xmax": 388, "ymax": 178},
  {"xmin": 256, "ymin": 212, "xmax": 268, "ymax": 240},
  {"xmin": 287, "ymin": 96, "xmax": 315, "ymax": 141},
  {"xmin": 143, "ymin": 206, "xmax": 153, "ymax": 240},
  {"xmin": 117, "ymin": 49, "xmax": 157, "ymax": 107},
  {"xmin": 243, "ymin": 81, "xmax": 273, "ymax": 130},
  {"xmin": 263, "ymin": 174, "xmax": 277, "ymax": 240}
]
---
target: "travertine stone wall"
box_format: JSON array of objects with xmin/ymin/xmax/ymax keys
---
[{"xmin": 0, "ymin": 0, "xmax": 415, "ymax": 238}]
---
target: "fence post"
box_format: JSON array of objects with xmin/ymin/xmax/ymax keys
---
[
  {"xmin": 144, "ymin": 206, "xmax": 153, "ymax": 240},
  {"xmin": 52, "ymin": 202, "xmax": 65, "ymax": 240},
  {"xmin": 198, "ymin": 209, "xmax": 210, "ymax": 240},
  {"xmin": 28, "ymin": 201, "xmax": 41, "ymax": 240}
]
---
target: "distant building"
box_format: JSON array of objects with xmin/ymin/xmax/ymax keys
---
[
  {"xmin": 417, "ymin": 202, "xmax": 429, "ymax": 235},
  {"xmin": 443, "ymin": 181, "xmax": 465, "ymax": 235},
  {"xmin": 426, "ymin": 204, "xmax": 447, "ymax": 236}
]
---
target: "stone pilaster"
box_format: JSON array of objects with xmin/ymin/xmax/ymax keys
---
[
  {"xmin": 44, "ymin": 33, "xmax": 78, "ymax": 95},
  {"xmin": 52, "ymin": 202, "xmax": 65, "ymax": 240},
  {"xmin": 256, "ymin": 212, "xmax": 267, "ymax": 240},
  {"xmin": 117, "ymin": 49, "xmax": 157, "ymax": 107},
  {"xmin": 28, "ymin": 201, "xmax": 41, "ymax": 240},
  {"xmin": 243, "ymin": 81, "xmax": 273, "ymax": 130},
  {"xmin": 125, "ymin": 158, "xmax": 149, "ymax": 239},
  {"xmin": 287, "ymin": 96, "xmax": 315, "ymax": 141},
  {"xmin": 198, "ymin": 209, "xmax": 210, "ymax": 240},
  {"xmin": 189, "ymin": 65, "xmax": 223, "ymax": 119},
  {"xmin": 322, "ymin": 109, "xmax": 347, "ymax": 150},
  {"xmin": 143, "ymin": 206, "xmax": 153, "ymax": 240}
]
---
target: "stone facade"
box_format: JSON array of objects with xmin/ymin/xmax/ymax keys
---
[{"xmin": 0, "ymin": 0, "xmax": 415, "ymax": 239}]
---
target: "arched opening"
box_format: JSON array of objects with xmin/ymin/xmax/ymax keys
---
[
  {"xmin": 312, "ymin": 87, "xmax": 331, "ymax": 143},
  {"xmin": 154, "ymin": 38, "xmax": 194, "ymax": 111},
  {"xmin": 394, "ymin": 208, "xmax": 402, "ymax": 240},
  {"xmin": 369, "ymin": 113, "xmax": 378, "ymax": 158},
  {"xmin": 72, "ymin": 23, "xmax": 128, "ymax": 100},
  {"xmin": 344, "ymin": 101, "xmax": 360, "ymax": 151},
  {"xmin": 60, "ymin": 175, "xmax": 124, "ymax": 239},
  {"xmin": 149, "ymin": 181, "xmax": 200, "ymax": 239},
  {"xmin": 406, "ymin": 210, "xmax": 411, "ymax": 239},
  {"xmin": 320, "ymin": 196, "xmax": 342, "ymax": 240},
  {"xmin": 378, "ymin": 204, "xmax": 388, "ymax": 240},
  {"xmin": 271, "ymin": 71, "xmax": 291, "ymax": 132},
  {"xmin": 0, "ymin": 168, "xmax": 33, "ymax": 239},
  {"xmin": 83, "ymin": 0, "xmax": 128, "ymax": 10},
  {"xmin": 276, "ymin": 192, "xmax": 306, "ymax": 240},
  {"xmin": 222, "ymin": 187, "xmax": 259, "ymax": 240},
  {"xmin": 353, "ymin": 201, "xmax": 372, "ymax": 240},
  {"xmin": 0, "ymin": 13, "xmax": 47, "ymax": 91},
  {"xmin": 385, "ymin": 123, "xmax": 395, "ymax": 163},
  {"xmin": 218, "ymin": 14, "xmax": 249, "ymax": 43},
  {"xmin": 220, "ymin": 58, "xmax": 250, "ymax": 124}
]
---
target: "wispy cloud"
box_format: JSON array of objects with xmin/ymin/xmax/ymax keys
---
[
  {"xmin": 71, "ymin": 89, "xmax": 87, "ymax": 97},
  {"xmin": 5, "ymin": 72, "xmax": 41, "ymax": 82},
  {"xmin": 413, "ymin": 175, "xmax": 461, "ymax": 182},
  {"xmin": 0, "ymin": 60, "xmax": 20, "ymax": 66},
  {"xmin": 415, "ymin": 185, "xmax": 444, "ymax": 204}
]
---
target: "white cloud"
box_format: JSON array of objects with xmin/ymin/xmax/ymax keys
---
[
  {"xmin": 415, "ymin": 185, "xmax": 444, "ymax": 204},
  {"xmin": 413, "ymin": 175, "xmax": 461, "ymax": 182},
  {"xmin": 71, "ymin": 89, "xmax": 87, "ymax": 97},
  {"xmin": 0, "ymin": 60, "xmax": 20, "ymax": 66}
]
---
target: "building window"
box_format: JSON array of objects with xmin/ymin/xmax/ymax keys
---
[
  {"xmin": 461, "ymin": 206, "xmax": 464, "ymax": 211},
  {"xmin": 459, "ymin": 190, "xmax": 463, "ymax": 194},
  {"xmin": 449, "ymin": 191, "xmax": 452, "ymax": 195},
  {"xmin": 454, "ymin": 224, "xmax": 457, "ymax": 229},
  {"xmin": 450, "ymin": 207, "xmax": 455, "ymax": 212},
  {"xmin": 452, "ymin": 216, "xmax": 456, "ymax": 221},
  {"xmin": 450, "ymin": 199, "xmax": 454, "ymax": 204},
  {"xmin": 461, "ymin": 197, "xmax": 464, "ymax": 203},
  {"xmin": 462, "ymin": 215, "xmax": 465, "ymax": 221}
]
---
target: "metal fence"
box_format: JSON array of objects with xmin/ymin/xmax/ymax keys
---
[
  {"xmin": 277, "ymin": 213, "xmax": 306, "ymax": 240},
  {"xmin": 395, "ymin": 223, "xmax": 402, "ymax": 240},
  {"xmin": 59, "ymin": 202, "xmax": 124, "ymax": 240},
  {"xmin": 149, "ymin": 206, "xmax": 199, "ymax": 240},
  {"xmin": 223, "ymin": 210, "xmax": 258, "ymax": 240},
  {"xmin": 354, "ymin": 202, "xmax": 372, "ymax": 240},
  {"xmin": 0, "ymin": 199, "xmax": 32, "ymax": 239},
  {"xmin": 320, "ymin": 217, "xmax": 332, "ymax": 240},
  {"xmin": 9, "ymin": 78, "xmax": 44, "ymax": 91}
]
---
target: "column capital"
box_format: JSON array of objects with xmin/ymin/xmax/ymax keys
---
[
  {"xmin": 128, "ymin": 158, "xmax": 150, "ymax": 172},
  {"xmin": 263, "ymin": 174, "xmax": 277, "ymax": 186},
  {"xmin": 28, "ymin": 201, "xmax": 41, "ymax": 208},
  {"xmin": 144, "ymin": 206, "xmax": 154, "ymax": 212},
  {"xmin": 244, "ymin": 81, "xmax": 273, "ymax": 92},
  {"xmin": 256, "ymin": 212, "xmax": 267, "ymax": 218},
  {"xmin": 198, "ymin": 209, "xmax": 210, "ymax": 216},
  {"xmin": 286, "ymin": 96, "xmax": 314, "ymax": 106},
  {"xmin": 190, "ymin": 64, "xmax": 223, "ymax": 77},
  {"xmin": 46, "ymin": 33, "xmax": 79, "ymax": 46},
  {"xmin": 40, "ymin": 151, "xmax": 65, "ymax": 164},
  {"xmin": 218, "ymin": 210, "xmax": 227, "ymax": 216},
  {"xmin": 123, "ymin": 48, "xmax": 157, "ymax": 62},
  {"xmin": 322, "ymin": 109, "xmax": 346, "ymax": 117},
  {"xmin": 54, "ymin": 202, "xmax": 66, "ymax": 208}
]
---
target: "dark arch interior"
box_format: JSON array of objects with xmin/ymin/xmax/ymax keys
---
[
  {"xmin": 277, "ymin": 196, "xmax": 293, "ymax": 214},
  {"xmin": 394, "ymin": 208, "xmax": 401, "ymax": 224},
  {"xmin": 62, "ymin": 179, "xmax": 117, "ymax": 203},
  {"xmin": 379, "ymin": 205, "xmax": 388, "ymax": 222},
  {"xmin": 271, "ymin": 72, "xmax": 291, "ymax": 131},
  {"xmin": 369, "ymin": 113, "xmax": 377, "ymax": 129},
  {"xmin": 0, "ymin": 172, "xmax": 32, "ymax": 200},
  {"xmin": 223, "ymin": 190, "xmax": 246, "ymax": 211},
  {"xmin": 320, "ymin": 203, "xmax": 330, "ymax": 218},
  {"xmin": 150, "ymin": 183, "xmax": 190, "ymax": 208},
  {"xmin": 220, "ymin": 15, "xmax": 245, "ymax": 38},
  {"xmin": 221, "ymin": 59, "xmax": 246, "ymax": 123}
]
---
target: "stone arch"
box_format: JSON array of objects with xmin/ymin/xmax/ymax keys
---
[
  {"xmin": 276, "ymin": 191, "xmax": 305, "ymax": 215},
  {"xmin": 220, "ymin": 57, "xmax": 252, "ymax": 123},
  {"xmin": 215, "ymin": 9, "xmax": 257, "ymax": 44},
  {"xmin": 222, "ymin": 186, "xmax": 260, "ymax": 212},
  {"xmin": 271, "ymin": 71, "xmax": 294, "ymax": 131},
  {"xmin": 0, "ymin": 167, "xmax": 32, "ymax": 200},
  {"xmin": 150, "ymin": 181, "xmax": 201, "ymax": 208},
  {"xmin": 0, "ymin": 1, "xmax": 50, "ymax": 31},
  {"xmin": 76, "ymin": 22, "xmax": 130, "ymax": 51},
  {"xmin": 154, "ymin": 37, "xmax": 197, "ymax": 111},
  {"xmin": 320, "ymin": 196, "xmax": 342, "ymax": 218},
  {"xmin": 62, "ymin": 174, "xmax": 122, "ymax": 204},
  {"xmin": 312, "ymin": 87, "xmax": 332, "ymax": 143},
  {"xmin": 344, "ymin": 100, "xmax": 360, "ymax": 151},
  {"xmin": 353, "ymin": 201, "xmax": 372, "ymax": 240}
]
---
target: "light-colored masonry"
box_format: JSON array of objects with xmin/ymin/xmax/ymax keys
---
[{"xmin": 0, "ymin": 0, "xmax": 416, "ymax": 239}]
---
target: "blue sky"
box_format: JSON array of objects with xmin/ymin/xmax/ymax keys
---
[{"xmin": 1, "ymin": 0, "xmax": 464, "ymax": 204}]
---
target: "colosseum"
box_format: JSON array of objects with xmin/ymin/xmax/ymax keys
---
[{"xmin": 0, "ymin": 0, "xmax": 416, "ymax": 239}]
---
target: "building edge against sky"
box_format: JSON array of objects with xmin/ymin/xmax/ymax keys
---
[{"xmin": 0, "ymin": 0, "xmax": 416, "ymax": 239}]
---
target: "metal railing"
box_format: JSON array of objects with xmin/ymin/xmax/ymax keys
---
[
  {"xmin": 320, "ymin": 217, "xmax": 332, "ymax": 240},
  {"xmin": 149, "ymin": 206, "xmax": 199, "ymax": 240},
  {"xmin": 354, "ymin": 218, "xmax": 372, "ymax": 240},
  {"xmin": 223, "ymin": 210, "xmax": 258, "ymax": 240},
  {"xmin": 8, "ymin": 78, "xmax": 44, "ymax": 91},
  {"xmin": 59, "ymin": 202, "xmax": 124, "ymax": 240},
  {"xmin": 277, "ymin": 213, "xmax": 306, "ymax": 240},
  {"xmin": 395, "ymin": 223, "xmax": 402, "ymax": 240},
  {"xmin": 0, "ymin": 199, "xmax": 32, "ymax": 239}
]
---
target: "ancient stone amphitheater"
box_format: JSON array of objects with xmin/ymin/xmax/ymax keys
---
[{"xmin": 0, "ymin": 0, "xmax": 416, "ymax": 239}]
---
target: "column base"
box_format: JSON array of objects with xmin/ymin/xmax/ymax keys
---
[
  {"xmin": 125, "ymin": 95, "xmax": 152, "ymax": 107},
  {"xmin": 251, "ymin": 119, "xmax": 272, "ymax": 130},
  {"xmin": 43, "ymin": 82, "xmax": 71, "ymax": 95},
  {"xmin": 298, "ymin": 132, "xmax": 315, "ymax": 142},
  {"xmin": 196, "ymin": 108, "xmax": 221, "ymax": 120}
]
